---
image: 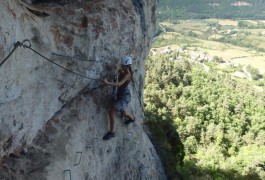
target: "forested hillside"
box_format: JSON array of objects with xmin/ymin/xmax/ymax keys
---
[
  {"xmin": 144, "ymin": 51, "xmax": 265, "ymax": 179},
  {"xmin": 158, "ymin": 0, "xmax": 265, "ymax": 20},
  {"xmin": 151, "ymin": 1, "xmax": 265, "ymax": 178}
]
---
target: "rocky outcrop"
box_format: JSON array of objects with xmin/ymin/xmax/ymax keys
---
[{"xmin": 0, "ymin": 0, "xmax": 165, "ymax": 179}]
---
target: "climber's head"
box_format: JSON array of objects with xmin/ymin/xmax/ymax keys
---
[
  {"xmin": 121, "ymin": 56, "xmax": 132, "ymax": 66},
  {"xmin": 120, "ymin": 56, "xmax": 133, "ymax": 75}
]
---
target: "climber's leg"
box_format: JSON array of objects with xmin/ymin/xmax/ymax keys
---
[
  {"xmin": 121, "ymin": 110, "xmax": 134, "ymax": 121},
  {"xmin": 109, "ymin": 107, "xmax": 116, "ymax": 133},
  {"xmin": 103, "ymin": 107, "xmax": 116, "ymax": 140},
  {"xmin": 122, "ymin": 110, "xmax": 135, "ymax": 125}
]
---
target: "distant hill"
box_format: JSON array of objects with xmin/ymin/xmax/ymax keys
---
[{"xmin": 157, "ymin": 0, "xmax": 265, "ymax": 20}]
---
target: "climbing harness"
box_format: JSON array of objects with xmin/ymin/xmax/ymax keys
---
[
  {"xmin": 110, "ymin": 69, "xmax": 144, "ymax": 112},
  {"xmin": 111, "ymin": 72, "xmax": 119, "ymax": 101},
  {"xmin": 0, "ymin": 39, "xmax": 101, "ymax": 81}
]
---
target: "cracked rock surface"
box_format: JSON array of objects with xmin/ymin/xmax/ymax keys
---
[{"xmin": 0, "ymin": 0, "xmax": 166, "ymax": 179}]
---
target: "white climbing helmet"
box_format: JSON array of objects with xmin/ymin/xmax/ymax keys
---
[{"xmin": 121, "ymin": 56, "xmax": 132, "ymax": 65}]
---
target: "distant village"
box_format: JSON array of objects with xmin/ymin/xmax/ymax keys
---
[{"xmin": 151, "ymin": 46, "xmax": 254, "ymax": 80}]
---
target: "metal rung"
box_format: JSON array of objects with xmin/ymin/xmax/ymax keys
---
[
  {"xmin": 74, "ymin": 151, "xmax": 82, "ymax": 166},
  {"xmin": 63, "ymin": 169, "xmax": 72, "ymax": 180}
]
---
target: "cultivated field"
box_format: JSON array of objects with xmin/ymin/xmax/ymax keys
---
[{"xmin": 155, "ymin": 19, "xmax": 265, "ymax": 73}]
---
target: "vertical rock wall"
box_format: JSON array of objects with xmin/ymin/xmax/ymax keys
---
[{"xmin": 0, "ymin": 0, "xmax": 165, "ymax": 179}]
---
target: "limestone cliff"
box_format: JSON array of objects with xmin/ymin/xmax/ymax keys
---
[{"xmin": 0, "ymin": 0, "xmax": 166, "ymax": 179}]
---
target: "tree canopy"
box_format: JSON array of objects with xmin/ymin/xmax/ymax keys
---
[
  {"xmin": 144, "ymin": 51, "xmax": 265, "ymax": 179},
  {"xmin": 157, "ymin": 0, "xmax": 265, "ymax": 20}
]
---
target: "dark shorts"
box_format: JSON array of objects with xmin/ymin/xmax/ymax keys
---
[{"xmin": 114, "ymin": 88, "xmax": 131, "ymax": 112}]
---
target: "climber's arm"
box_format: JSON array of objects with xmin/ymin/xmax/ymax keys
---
[{"xmin": 104, "ymin": 74, "xmax": 130, "ymax": 87}]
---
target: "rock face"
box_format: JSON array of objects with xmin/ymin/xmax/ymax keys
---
[{"xmin": 0, "ymin": 0, "xmax": 166, "ymax": 179}]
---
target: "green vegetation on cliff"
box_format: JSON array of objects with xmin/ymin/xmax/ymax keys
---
[
  {"xmin": 157, "ymin": 0, "xmax": 265, "ymax": 20},
  {"xmin": 144, "ymin": 51, "xmax": 265, "ymax": 179}
]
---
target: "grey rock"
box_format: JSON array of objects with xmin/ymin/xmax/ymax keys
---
[{"xmin": 0, "ymin": 0, "xmax": 166, "ymax": 179}]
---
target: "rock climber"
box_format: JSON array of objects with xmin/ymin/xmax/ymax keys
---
[{"xmin": 102, "ymin": 55, "xmax": 135, "ymax": 140}]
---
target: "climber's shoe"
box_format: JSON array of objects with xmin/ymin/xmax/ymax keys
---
[
  {"xmin": 102, "ymin": 132, "xmax": 115, "ymax": 140},
  {"xmin": 124, "ymin": 118, "xmax": 135, "ymax": 125}
]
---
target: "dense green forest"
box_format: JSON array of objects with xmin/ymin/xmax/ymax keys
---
[
  {"xmin": 144, "ymin": 52, "xmax": 265, "ymax": 179},
  {"xmin": 158, "ymin": 0, "xmax": 265, "ymax": 20},
  {"xmin": 149, "ymin": 1, "xmax": 265, "ymax": 178}
]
